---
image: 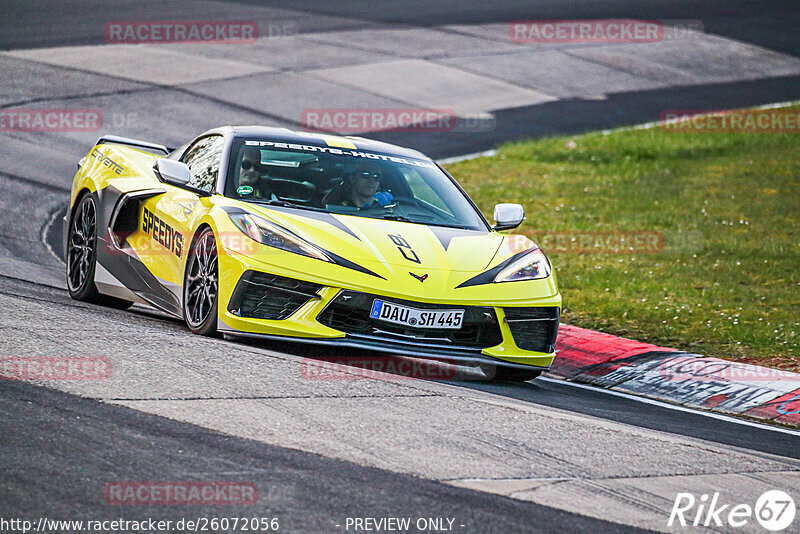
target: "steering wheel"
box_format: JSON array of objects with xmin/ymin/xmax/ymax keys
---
[{"xmin": 268, "ymin": 179, "xmax": 317, "ymax": 202}]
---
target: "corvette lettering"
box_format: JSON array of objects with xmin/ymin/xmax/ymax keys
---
[
  {"xmin": 142, "ymin": 207, "xmax": 183, "ymax": 257},
  {"xmin": 90, "ymin": 148, "xmax": 125, "ymax": 175}
]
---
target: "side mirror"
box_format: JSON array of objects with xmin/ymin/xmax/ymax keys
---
[
  {"xmin": 153, "ymin": 159, "xmax": 210, "ymax": 196},
  {"xmin": 153, "ymin": 158, "xmax": 191, "ymax": 185},
  {"xmin": 493, "ymin": 203, "xmax": 525, "ymax": 231}
]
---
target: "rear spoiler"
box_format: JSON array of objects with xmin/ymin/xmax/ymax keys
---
[{"xmin": 95, "ymin": 135, "xmax": 174, "ymax": 155}]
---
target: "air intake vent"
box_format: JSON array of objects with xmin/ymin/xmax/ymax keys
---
[
  {"xmin": 503, "ymin": 307, "xmax": 560, "ymax": 353},
  {"xmin": 228, "ymin": 271, "xmax": 321, "ymax": 320}
]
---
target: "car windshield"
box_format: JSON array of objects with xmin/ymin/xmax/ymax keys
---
[{"xmin": 223, "ymin": 138, "xmax": 487, "ymax": 231}]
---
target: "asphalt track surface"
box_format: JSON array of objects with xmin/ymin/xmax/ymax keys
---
[
  {"xmin": 3, "ymin": 1, "xmax": 800, "ymax": 158},
  {"xmin": 3, "ymin": 0, "xmax": 799, "ymax": 56},
  {"xmin": 1, "ymin": 378, "xmax": 644, "ymax": 534},
  {"xmin": 1, "ymin": 1, "xmax": 800, "ymax": 533}
]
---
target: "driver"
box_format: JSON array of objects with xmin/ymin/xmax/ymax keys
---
[
  {"xmin": 237, "ymin": 146, "xmax": 273, "ymax": 199},
  {"xmin": 327, "ymin": 162, "xmax": 393, "ymax": 208}
]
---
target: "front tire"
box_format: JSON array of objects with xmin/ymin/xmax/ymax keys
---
[
  {"xmin": 66, "ymin": 194, "xmax": 133, "ymax": 309},
  {"xmin": 183, "ymin": 227, "xmax": 219, "ymax": 336}
]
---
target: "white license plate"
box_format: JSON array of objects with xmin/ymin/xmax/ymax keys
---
[{"xmin": 369, "ymin": 300, "xmax": 464, "ymax": 329}]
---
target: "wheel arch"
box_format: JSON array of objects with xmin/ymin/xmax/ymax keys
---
[
  {"xmin": 64, "ymin": 187, "xmax": 95, "ymax": 260},
  {"xmin": 182, "ymin": 223, "xmax": 220, "ymax": 336},
  {"xmin": 187, "ymin": 222, "xmax": 216, "ymax": 251}
]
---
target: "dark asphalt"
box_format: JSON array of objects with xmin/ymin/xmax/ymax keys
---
[
  {"xmin": 3, "ymin": 0, "xmax": 799, "ymax": 57},
  {"xmin": 37, "ymin": 212, "xmax": 800, "ymax": 462},
  {"xmin": 458, "ymin": 379, "xmax": 800, "ymax": 460},
  {"xmin": 0, "ymin": 377, "xmax": 649, "ymax": 534},
  {"xmin": 230, "ymin": 334, "xmax": 800, "ymax": 461},
  {"xmin": 2, "ymin": 1, "xmax": 799, "ymax": 159},
  {"xmin": 374, "ymin": 74, "xmax": 800, "ymax": 158},
  {"xmin": 4, "ymin": 271, "xmax": 799, "ymax": 464},
  {"xmin": 251, "ymin": 0, "xmax": 800, "ymax": 58},
  {"xmin": 2, "ymin": 2, "xmax": 799, "ymax": 532}
]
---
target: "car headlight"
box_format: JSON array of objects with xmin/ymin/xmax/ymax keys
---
[
  {"xmin": 228, "ymin": 212, "xmax": 332, "ymax": 262},
  {"xmin": 494, "ymin": 247, "xmax": 551, "ymax": 282}
]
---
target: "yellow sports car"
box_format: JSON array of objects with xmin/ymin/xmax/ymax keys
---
[{"xmin": 65, "ymin": 127, "xmax": 560, "ymax": 381}]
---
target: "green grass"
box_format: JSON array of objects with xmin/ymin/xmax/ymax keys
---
[{"xmin": 444, "ymin": 105, "xmax": 800, "ymax": 365}]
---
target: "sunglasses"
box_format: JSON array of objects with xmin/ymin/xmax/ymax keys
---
[
  {"xmin": 240, "ymin": 160, "xmax": 261, "ymax": 171},
  {"xmin": 356, "ymin": 171, "xmax": 381, "ymax": 180}
]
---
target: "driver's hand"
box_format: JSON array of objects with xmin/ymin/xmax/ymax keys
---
[{"xmin": 373, "ymin": 191, "xmax": 394, "ymax": 207}]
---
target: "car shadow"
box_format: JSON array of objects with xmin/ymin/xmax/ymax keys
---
[{"xmin": 224, "ymin": 333, "xmax": 496, "ymax": 382}]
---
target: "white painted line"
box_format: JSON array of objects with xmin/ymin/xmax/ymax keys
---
[
  {"xmin": 539, "ymin": 376, "xmax": 800, "ymax": 437},
  {"xmin": 41, "ymin": 206, "xmax": 64, "ymax": 265}
]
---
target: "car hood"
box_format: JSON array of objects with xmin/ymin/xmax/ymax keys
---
[{"xmin": 244, "ymin": 204, "xmax": 505, "ymax": 274}]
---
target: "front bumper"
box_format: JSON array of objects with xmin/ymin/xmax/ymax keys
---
[{"xmin": 216, "ymin": 249, "xmax": 561, "ymax": 369}]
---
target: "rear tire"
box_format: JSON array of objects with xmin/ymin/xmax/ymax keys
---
[
  {"xmin": 66, "ymin": 194, "xmax": 133, "ymax": 310},
  {"xmin": 482, "ymin": 364, "xmax": 542, "ymax": 383},
  {"xmin": 183, "ymin": 227, "xmax": 219, "ymax": 336}
]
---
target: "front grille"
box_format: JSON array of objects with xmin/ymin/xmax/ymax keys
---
[
  {"xmin": 228, "ymin": 271, "xmax": 322, "ymax": 320},
  {"xmin": 317, "ymin": 290, "xmax": 503, "ymax": 349},
  {"xmin": 504, "ymin": 307, "xmax": 560, "ymax": 353}
]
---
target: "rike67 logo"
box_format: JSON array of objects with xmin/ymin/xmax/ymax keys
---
[{"xmin": 669, "ymin": 490, "xmax": 795, "ymax": 531}]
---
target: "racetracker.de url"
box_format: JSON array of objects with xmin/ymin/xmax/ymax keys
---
[{"xmin": 0, "ymin": 516, "xmax": 280, "ymax": 533}]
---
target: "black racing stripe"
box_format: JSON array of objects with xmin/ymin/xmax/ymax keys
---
[
  {"xmin": 91, "ymin": 186, "xmax": 182, "ymax": 317},
  {"xmin": 98, "ymin": 248, "xmax": 182, "ymax": 316},
  {"xmin": 239, "ymin": 203, "xmax": 361, "ymax": 241},
  {"xmin": 220, "ymin": 206, "xmax": 249, "ymax": 216},
  {"xmin": 323, "ymin": 250, "xmax": 385, "ymax": 280},
  {"xmin": 455, "ymin": 249, "xmax": 534, "ymax": 289},
  {"xmin": 428, "ymin": 226, "xmax": 488, "ymax": 251},
  {"xmin": 220, "ymin": 206, "xmax": 384, "ymax": 279}
]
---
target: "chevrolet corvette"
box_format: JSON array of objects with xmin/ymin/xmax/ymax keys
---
[{"xmin": 65, "ymin": 127, "xmax": 561, "ymax": 381}]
